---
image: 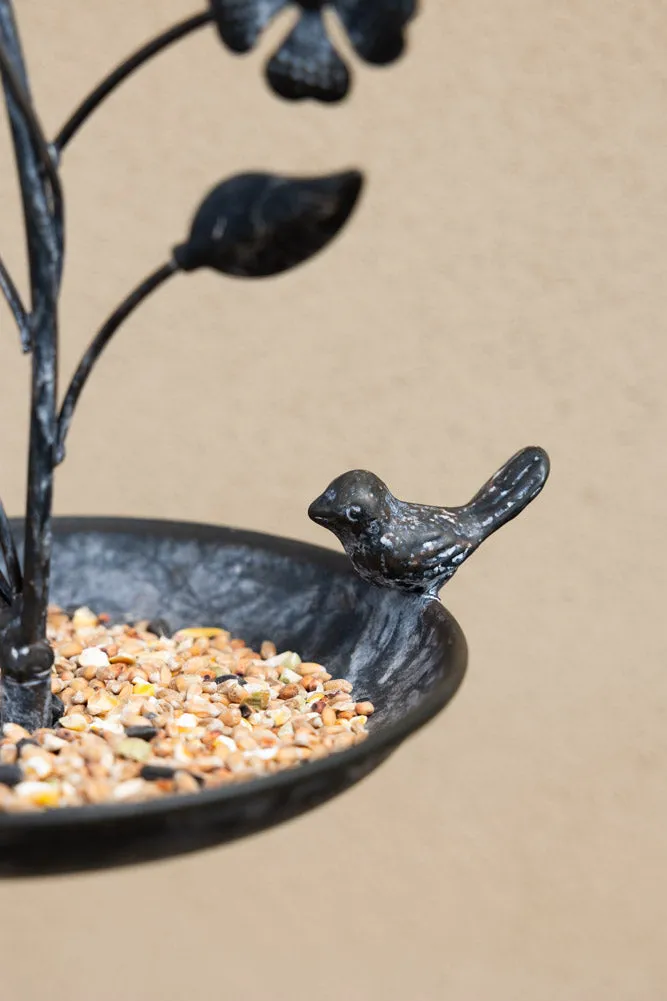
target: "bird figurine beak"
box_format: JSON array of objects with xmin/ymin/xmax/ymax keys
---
[{"xmin": 307, "ymin": 495, "xmax": 333, "ymax": 526}]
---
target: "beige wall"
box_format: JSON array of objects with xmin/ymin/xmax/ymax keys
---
[{"xmin": 0, "ymin": 2, "xmax": 666, "ymax": 998}]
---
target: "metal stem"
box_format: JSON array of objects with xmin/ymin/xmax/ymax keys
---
[
  {"xmin": 0, "ymin": 29, "xmax": 63, "ymax": 289},
  {"xmin": 0, "ymin": 0, "xmax": 61, "ymax": 728},
  {"xmin": 20, "ymin": 299, "xmax": 58, "ymax": 647},
  {"xmin": 0, "ymin": 496, "xmax": 21, "ymax": 595},
  {"xmin": 0, "ymin": 253, "xmax": 30, "ymax": 351},
  {"xmin": 0, "ymin": 569, "xmax": 12, "ymax": 606},
  {"xmin": 0, "ymin": 38, "xmax": 61, "ymax": 214},
  {"xmin": 0, "ymin": 482, "xmax": 18, "ymax": 607},
  {"xmin": 53, "ymin": 10, "xmax": 213, "ymax": 154},
  {"xmin": 55, "ymin": 261, "xmax": 178, "ymax": 464}
]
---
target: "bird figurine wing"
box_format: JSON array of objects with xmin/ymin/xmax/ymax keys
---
[{"xmin": 370, "ymin": 501, "xmax": 473, "ymax": 593}]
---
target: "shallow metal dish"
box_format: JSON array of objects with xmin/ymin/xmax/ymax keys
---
[{"xmin": 0, "ymin": 517, "xmax": 467, "ymax": 878}]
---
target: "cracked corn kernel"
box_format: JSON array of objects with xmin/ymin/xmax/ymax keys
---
[
  {"xmin": 60, "ymin": 714, "xmax": 88, "ymax": 732},
  {"xmin": 267, "ymin": 707, "xmax": 290, "ymax": 727},
  {"xmin": 176, "ymin": 627, "xmax": 225, "ymax": 639},
  {"xmin": 42, "ymin": 734, "xmax": 68, "ymax": 753},
  {"xmin": 71, "ymin": 607, "xmax": 98, "ymax": 628},
  {"xmin": 15, "ymin": 781, "xmax": 60, "ymax": 808},
  {"xmin": 132, "ymin": 680, "xmax": 156, "ymax": 696},
  {"xmin": 86, "ymin": 691, "xmax": 119, "ymax": 716},
  {"xmin": 89, "ymin": 717, "xmax": 124, "ymax": 736},
  {"xmin": 117, "ymin": 738, "xmax": 151, "ymax": 763}
]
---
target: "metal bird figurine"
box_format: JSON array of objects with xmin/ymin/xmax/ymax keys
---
[{"xmin": 308, "ymin": 446, "xmax": 550, "ymax": 595}]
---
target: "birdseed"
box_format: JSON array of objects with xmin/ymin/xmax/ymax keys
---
[{"xmin": 0, "ymin": 606, "xmax": 375, "ymax": 812}]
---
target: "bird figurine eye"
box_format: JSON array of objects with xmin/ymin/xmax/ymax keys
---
[{"xmin": 346, "ymin": 505, "xmax": 363, "ymax": 523}]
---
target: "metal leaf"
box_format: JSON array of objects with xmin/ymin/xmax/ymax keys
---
[{"xmin": 173, "ymin": 170, "xmax": 364, "ymax": 278}]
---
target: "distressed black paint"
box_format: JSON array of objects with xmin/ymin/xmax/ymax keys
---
[
  {"xmin": 210, "ymin": 0, "xmax": 418, "ymax": 101},
  {"xmin": 309, "ymin": 447, "xmax": 550, "ymax": 595},
  {"xmin": 0, "ymin": 4, "xmax": 369, "ymax": 730},
  {"xmin": 173, "ymin": 170, "xmax": 363, "ymax": 277},
  {"xmin": 0, "ymin": 0, "xmax": 550, "ymax": 877},
  {"xmin": 0, "ymin": 517, "xmax": 467, "ymax": 877},
  {"xmin": 0, "ymin": 1, "xmax": 60, "ymax": 728}
]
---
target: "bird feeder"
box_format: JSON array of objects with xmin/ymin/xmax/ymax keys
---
[{"xmin": 0, "ymin": 0, "xmax": 549, "ymax": 877}]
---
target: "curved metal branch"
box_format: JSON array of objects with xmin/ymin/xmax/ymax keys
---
[
  {"xmin": 0, "ymin": 496, "xmax": 21, "ymax": 595},
  {"xmin": 0, "ymin": 32, "xmax": 63, "ymax": 260},
  {"xmin": 0, "ymin": 569, "xmax": 13, "ymax": 607},
  {"xmin": 0, "ymin": 253, "xmax": 30, "ymax": 350},
  {"xmin": 0, "ymin": 2, "xmax": 61, "ymax": 731},
  {"xmin": 53, "ymin": 10, "xmax": 213, "ymax": 154},
  {"xmin": 55, "ymin": 260, "xmax": 179, "ymax": 464}
]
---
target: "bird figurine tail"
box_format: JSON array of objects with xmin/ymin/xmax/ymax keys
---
[{"xmin": 464, "ymin": 446, "xmax": 550, "ymax": 542}]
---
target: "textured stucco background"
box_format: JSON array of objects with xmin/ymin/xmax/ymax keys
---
[{"xmin": 0, "ymin": 2, "xmax": 666, "ymax": 998}]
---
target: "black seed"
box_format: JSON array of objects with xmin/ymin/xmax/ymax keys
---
[
  {"xmin": 145, "ymin": 618, "xmax": 171, "ymax": 638},
  {"xmin": 215, "ymin": 674, "xmax": 247, "ymax": 685},
  {"xmin": 16, "ymin": 738, "xmax": 39, "ymax": 753},
  {"xmin": 0, "ymin": 764, "xmax": 22, "ymax": 787},
  {"xmin": 240, "ymin": 704, "xmax": 251, "ymax": 718},
  {"xmin": 140, "ymin": 764, "xmax": 175, "ymax": 781},
  {"xmin": 125, "ymin": 726, "xmax": 158, "ymax": 741}
]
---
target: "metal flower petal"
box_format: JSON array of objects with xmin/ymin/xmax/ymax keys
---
[
  {"xmin": 209, "ymin": 0, "xmax": 289, "ymax": 53},
  {"xmin": 267, "ymin": 9, "xmax": 349, "ymax": 103},
  {"xmin": 210, "ymin": 0, "xmax": 418, "ymax": 101},
  {"xmin": 332, "ymin": 0, "xmax": 417, "ymax": 65},
  {"xmin": 173, "ymin": 170, "xmax": 364, "ymax": 278}
]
